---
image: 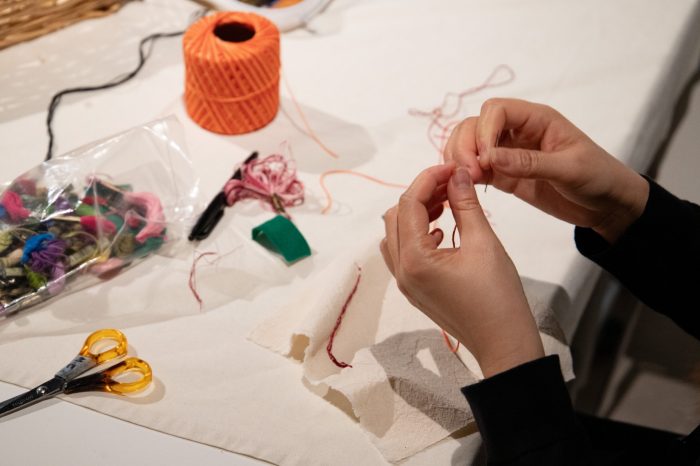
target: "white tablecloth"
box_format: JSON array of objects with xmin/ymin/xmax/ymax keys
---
[{"xmin": 1, "ymin": 0, "xmax": 699, "ymax": 465}]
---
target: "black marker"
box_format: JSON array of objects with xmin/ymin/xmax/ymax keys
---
[{"xmin": 188, "ymin": 151, "xmax": 259, "ymax": 241}]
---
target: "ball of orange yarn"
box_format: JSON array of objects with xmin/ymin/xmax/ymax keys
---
[{"xmin": 183, "ymin": 12, "xmax": 280, "ymax": 135}]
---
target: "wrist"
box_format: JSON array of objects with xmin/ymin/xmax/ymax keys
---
[
  {"xmin": 593, "ymin": 172, "xmax": 649, "ymax": 244},
  {"xmin": 475, "ymin": 328, "xmax": 545, "ymax": 379}
]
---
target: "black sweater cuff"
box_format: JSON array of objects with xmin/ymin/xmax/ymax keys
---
[
  {"xmin": 574, "ymin": 177, "xmax": 682, "ymax": 260},
  {"xmin": 461, "ymin": 355, "xmax": 581, "ymax": 463},
  {"xmin": 574, "ymin": 177, "xmax": 700, "ymax": 339}
]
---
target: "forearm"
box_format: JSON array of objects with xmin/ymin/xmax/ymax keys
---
[{"xmin": 576, "ymin": 177, "xmax": 700, "ymax": 339}]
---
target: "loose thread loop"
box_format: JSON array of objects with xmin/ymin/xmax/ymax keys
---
[
  {"xmin": 327, "ymin": 264, "xmax": 362, "ymax": 368},
  {"xmin": 312, "ymin": 66, "xmax": 515, "ymax": 215},
  {"xmin": 409, "ymin": 64, "xmax": 516, "ymax": 160}
]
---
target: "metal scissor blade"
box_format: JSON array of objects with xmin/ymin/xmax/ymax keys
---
[{"xmin": 0, "ymin": 378, "xmax": 65, "ymax": 419}]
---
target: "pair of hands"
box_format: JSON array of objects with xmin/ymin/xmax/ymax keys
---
[{"xmin": 380, "ymin": 98, "xmax": 649, "ymax": 377}]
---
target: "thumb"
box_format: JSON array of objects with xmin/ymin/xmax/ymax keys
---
[
  {"xmin": 447, "ymin": 166, "xmax": 491, "ymax": 240},
  {"xmin": 488, "ymin": 147, "xmax": 563, "ymax": 181}
]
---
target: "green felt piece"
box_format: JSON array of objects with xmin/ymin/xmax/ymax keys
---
[
  {"xmin": 252, "ymin": 215, "xmax": 311, "ymax": 264},
  {"xmin": 74, "ymin": 203, "xmax": 95, "ymax": 217}
]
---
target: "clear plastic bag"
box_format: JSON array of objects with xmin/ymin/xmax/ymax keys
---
[{"xmin": 0, "ymin": 117, "xmax": 198, "ymax": 317}]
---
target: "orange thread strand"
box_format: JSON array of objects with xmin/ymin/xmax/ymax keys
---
[
  {"xmin": 283, "ymin": 73, "xmax": 340, "ymax": 159},
  {"xmin": 441, "ymin": 330, "xmax": 460, "ymax": 354},
  {"xmin": 319, "ymin": 170, "xmax": 407, "ymax": 214}
]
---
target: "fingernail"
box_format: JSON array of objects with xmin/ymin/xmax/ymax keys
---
[
  {"xmin": 480, "ymin": 147, "xmax": 490, "ymax": 163},
  {"xmin": 452, "ymin": 167, "xmax": 472, "ymax": 189}
]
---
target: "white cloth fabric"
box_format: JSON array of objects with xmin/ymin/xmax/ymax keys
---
[
  {"xmin": 0, "ymin": 0, "xmax": 699, "ymax": 465},
  {"xmin": 250, "ymin": 237, "xmax": 574, "ymax": 462}
]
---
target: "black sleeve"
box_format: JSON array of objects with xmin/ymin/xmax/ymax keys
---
[
  {"xmin": 575, "ymin": 178, "xmax": 700, "ymax": 340},
  {"xmin": 462, "ymin": 355, "xmax": 591, "ymax": 465}
]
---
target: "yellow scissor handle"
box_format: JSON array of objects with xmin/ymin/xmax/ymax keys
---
[
  {"xmin": 79, "ymin": 329, "xmax": 128, "ymax": 365},
  {"xmin": 64, "ymin": 357, "xmax": 153, "ymax": 396},
  {"xmin": 101, "ymin": 357, "xmax": 153, "ymax": 394}
]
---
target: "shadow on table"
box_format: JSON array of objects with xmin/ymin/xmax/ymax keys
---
[
  {"xmin": 0, "ymin": 245, "xmax": 285, "ymax": 343},
  {"xmin": 209, "ymin": 96, "xmax": 377, "ymax": 175},
  {"xmin": 369, "ymin": 328, "xmax": 476, "ymax": 437}
]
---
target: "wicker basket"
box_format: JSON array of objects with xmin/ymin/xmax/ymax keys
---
[{"xmin": 0, "ymin": 0, "xmax": 136, "ymax": 50}]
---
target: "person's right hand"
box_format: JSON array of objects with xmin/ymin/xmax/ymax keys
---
[{"xmin": 444, "ymin": 98, "xmax": 650, "ymax": 244}]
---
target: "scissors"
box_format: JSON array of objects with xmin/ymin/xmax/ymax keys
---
[{"xmin": 0, "ymin": 329, "xmax": 152, "ymax": 419}]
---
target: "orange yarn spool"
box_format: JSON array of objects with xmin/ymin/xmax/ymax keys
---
[{"xmin": 183, "ymin": 12, "xmax": 280, "ymax": 135}]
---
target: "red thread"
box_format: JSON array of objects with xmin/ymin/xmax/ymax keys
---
[
  {"xmin": 319, "ymin": 170, "xmax": 407, "ymax": 215},
  {"xmin": 189, "ymin": 251, "xmax": 218, "ymax": 310},
  {"xmin": 82, "ymin": 195, "xmax": 108, "ymax": 206},
  {"xmin": 80, "ymin": 216, "xmax": 117, "ymax": 236},
  {"xmin": 224, "ymin": 153, "xmax": 304, "ymax": 215},
  {"xmin": 409, "ymin": 64, "xmax": 516, "ymax": 161},
  {"xmin": 327, "ymin": 265, "xmax": 362, "ymax": 368},
  {"xmin": 187, "ymin": 248, "xmax": 243, "ymax": 309}
]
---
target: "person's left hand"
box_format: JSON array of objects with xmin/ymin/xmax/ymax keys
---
[{"xmin": 380, "ymin": 163, "xmax": 544, "ymax": 378}]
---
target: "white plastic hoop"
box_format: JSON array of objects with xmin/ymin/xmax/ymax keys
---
[{"xmin": 207, "ymin": 0, "xmax": 333, "ymax": 32}]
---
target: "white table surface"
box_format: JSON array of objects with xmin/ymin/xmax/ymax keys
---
[{"xmin": 1, "ymin": 0, "xmax": 699, "ymax": 465}]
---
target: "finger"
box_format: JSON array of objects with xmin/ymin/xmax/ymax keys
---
[
  {"xmin": 379, "ymin": 238, "xmax": 395, "ymax": 276},
  {"xmin": 426, "ymin": 183, "xmax": 448, "ymax": 212},
  {"xmin": 397, "ymin": 164, "xmax": 454, "ymax": 253},
  {"xmin": 447, "ymin": 166, "xmax": 492, "ymax": 243},
  {"xmin": 428, "ymin": 202, "xmax": 444, "ymax": 223},
  {"xmin": 476, "ymin": 98, "xmax": 553, "ymax": 167},
  {"xmin": 444, "ymin": 117, "xmax": 486, "ymax": 183},
  {"xmin": 383, "ymin": 206, "xmax": 400, "ymax": 270},
  {"xmin": 488, "ymin": 147, "xmax": 574, "ymax": 183},
  {"xmin": 429, "ymin": 228, "xmax": 444, "ymax": 248},
  {"xmin": 445, "ymin": 117, "xmax": 478, "ymax": 162}
]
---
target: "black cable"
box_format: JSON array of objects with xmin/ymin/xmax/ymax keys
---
[{"xmin": 44, "ymin": 9, "xmax": 208, "ymax": 161}]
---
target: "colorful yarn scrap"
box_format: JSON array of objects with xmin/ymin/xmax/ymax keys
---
[
  {"xmin": 1, "ymin": 191, "xmax": 30, "ymax": 222},
  {"xmin": 224, "ymin": 154, "xmax": 304, "ymax": 214}
]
